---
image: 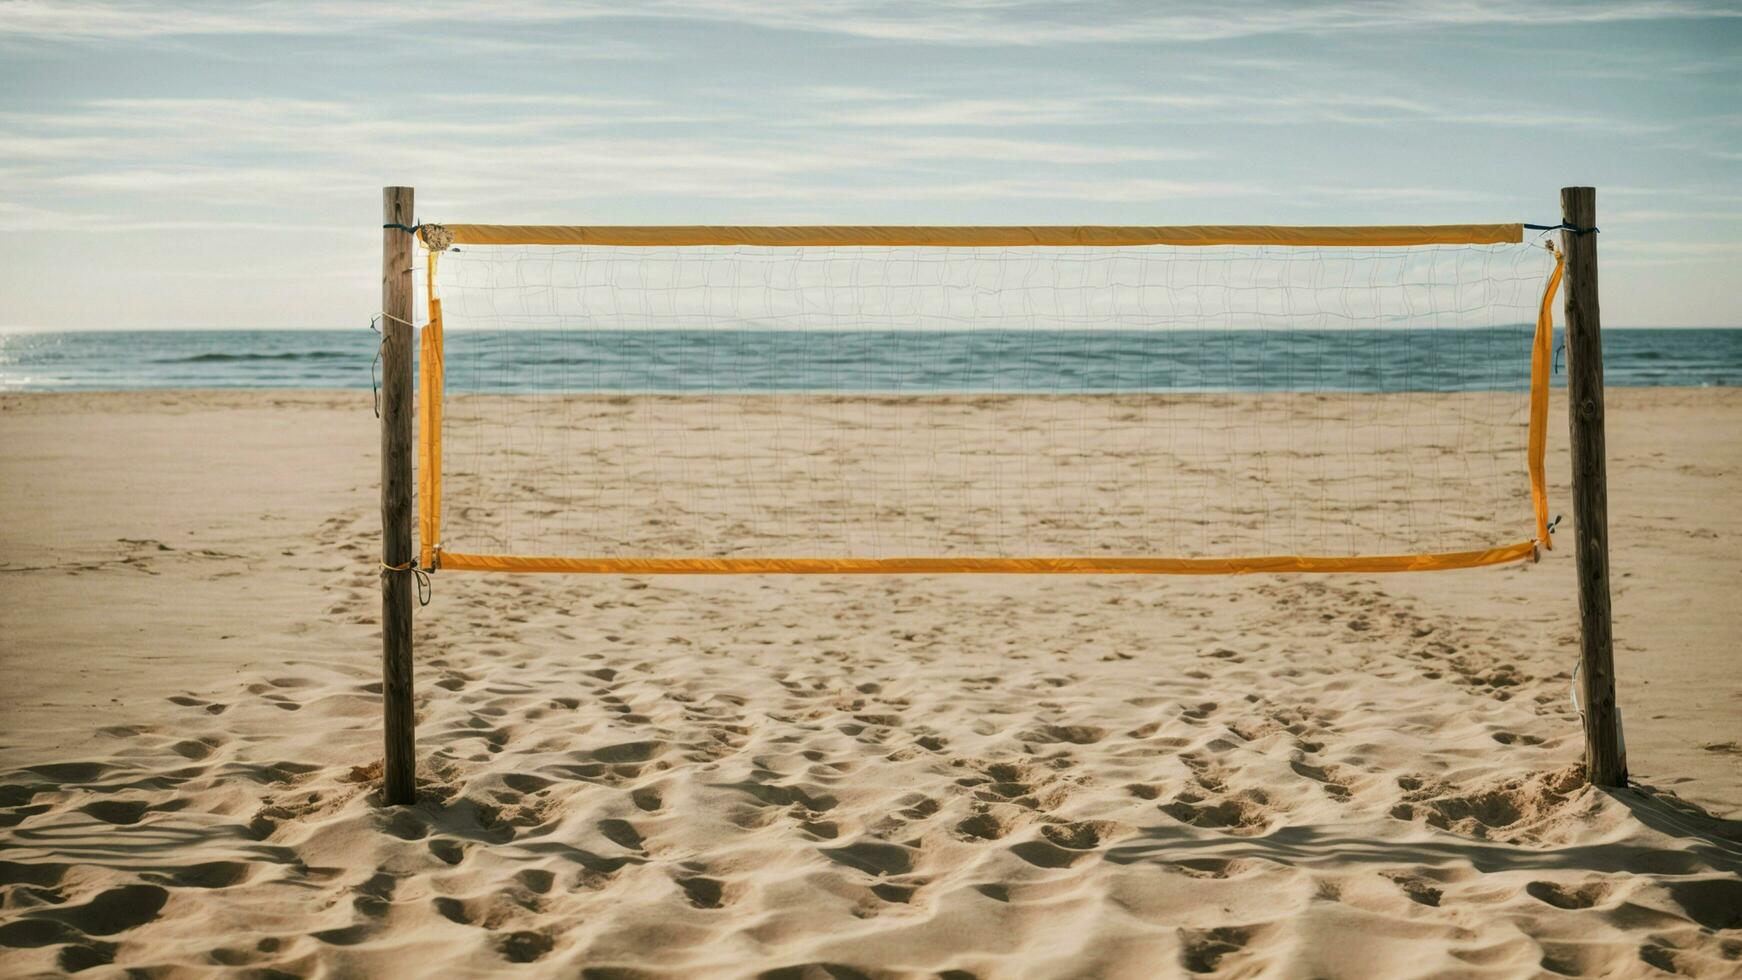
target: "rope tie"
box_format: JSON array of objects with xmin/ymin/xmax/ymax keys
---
[
  {"xmin": 380, "ymin": 559, "xmax": 432, "ymax": 606},
  {"xmin": 367, "ymin": 312, "xmax": 418, "ymax": 418},
  {"xmin": 1533, "ymin": 514, "xmax": 1564, "ymax": 561},
  {"xmin": 1524, "ymin": 222, "xmax": 1600, "ymax": 235},
  {"xmin": 383, "ymin": 221, "xmax": 456, "ymax": 252},
  {"xmin": 367, "ymin": 317, "xmax": 385, "ymax": 418}
]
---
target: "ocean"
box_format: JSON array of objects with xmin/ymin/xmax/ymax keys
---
[{"xmin": 2, "ymin": 328, "xmax": 1739, "ymax": 393}]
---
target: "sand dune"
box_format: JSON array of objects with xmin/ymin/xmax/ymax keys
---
[{"xmin": 2, "ymin": 389, "xmax": 1740, "ymax": 978}]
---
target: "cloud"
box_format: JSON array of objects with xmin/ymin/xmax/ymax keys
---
[
  {"xmin": 426, "ymin": 94, "xmax": 663, "ymax": 109},
  {"xmin": 1601, "ymin": 240, "xmax": 1742, "ymax": 268},
  {"xmin": 792, "ymin": 88, "xmax": 1676, "ymax": 134},
  {"xmin": 866, "ymin": 136, "xmax": 1205, "ymax": 164},
  {"xmin": 1, "ymin": 70, "xmax": 1707, "ymax": 239},
  {"xmin": 780, "ymin": 176, "xmax": 1262, "ymax": 203},
  {"xmin": 660, "ymin": 0, "xmax": 1742, "ymax": 45},
  {"xmin": 1604, "ymin": 208, "xmax": 1742, "ymax": 221},
  {"xmin": 801, "ymin": 96, "xmax": 1125, "ymax": 128},
  {"xmin": 4, "ymin": 0, "xmax": 1737, "ymax": 45},
  {"xmin": 0, "ymin": 93, "xmax": 1255, "ymax": 232},
  {"xmin": 0, "ymin": 199, "xmax": 109, "ymax": 231}
]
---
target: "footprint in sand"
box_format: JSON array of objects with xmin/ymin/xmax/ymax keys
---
[
  {"xmin": 32, "ymin": 883, "xmax": 168, "ymax": 936},
  {"xmin": 1660, "ymin": 876, "xmax": 1742, "ymax": 930},
  {"xmin": 1178, "ymin": 925, "xmax": 1258, "ymax": 974},
  {"xmin": 57, "ymin": 941, "xmax": 119, "ymax": 972},
  {"xmin": 898, "ymin": 795, "xmax": 940, "ymax": 821},
  {"xmin": 1168, "ymin": 857, "xmax": 1258, "ymax": 880},
  {"xmin": 870, "ymin": 882, "xmax": 917, "ymax": 904},
  {"xmin": 590, "ymin": 740, "xmax": 664, "ymax": 765},
  {"xmin": 1638, "ymin": 943, "xmax": 1683, "ymax": 975},
  {"xmin": 167, "ymin": 695, "xmax": 228, "ymax": 716},
  {"xmin": 78, "ymin": 800, "xmax": 151, "ymax": 825},
  {"xmin": 1181, "ymin": 702, "xmax": 1218, "ymax": 723},
  {"xmin": 170, "ymin": 737, "xmax": 222, "ymax": 760},
  {"xmin": 677, "ymin": 874, "xmax": 727, "ymax": 909},
  {"xmin": 1289, "ymin": 760, "xmax": 1354, "ymax": 801},
  {"xmin": 597, "ymin": 818, "xmax": 646, "ymax": 851},
  {"xmin": 432, "ymin": 896, "xmax": 472, "ymax": 924},
  {"xmin": 823, "ymin": 840, "xmax": 916, "ymax": 877},
  {"xmin": 1381, "ymin": 870, "xmax": 1443, "ymax": 907},
  {"xmin": 1525, "ymin": 879, "xmax": 1611, "ymax": 910},
  {"xmin": 1040, "ymin": 820, "xmax": 1119, "ymax": 850},
  {"xmin": 514, "ymin": 869, "xmax": 555, "ymax": 895},
  {"xmin": 799, "ymin": 818, "xmax": 840, "ymax": 840},
  {"xmin": 1160, "ymin": 791, "xmax": 1273, "ymax": 835},
  {"xmin": 954, "ymin": 809, "xmax": 1016, "ymax": 842},
  {"xmin": 502, "ymin": 773, "xmax": 553, "ymax": 794},
  {"xmin": 152, "ymin": 861, "xmax": 251, "ymax": 889},
  {"xmin": 495, "ymin": 930, "xmax": 554, "ymax": 963},
  {"xmin": 1008, "ymin": 839, "xmax": 1088, "ymax": 869},
  {"xmin": 1022, "ymin": 724, "xmax": 1108, "ymax": 745}
]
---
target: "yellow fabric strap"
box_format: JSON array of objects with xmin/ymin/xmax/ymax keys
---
[
  {"xmin": 417, "ymin": 253, "xmax": 444, "ymax": 571},
  {"xmin": 1528, "ymin": 246, "xmax": 1565, "ymax": 550},
  {"xmin": 433, "ymin": 224, "xmax": 1525, "ymax": 249},
  {"xmin": 436, "ymin": 543, "xmax": 1537, "ymax": 575},
  {"xmin": 417, "ymin": 223, "xmax": 1552, "ymax": 577}
]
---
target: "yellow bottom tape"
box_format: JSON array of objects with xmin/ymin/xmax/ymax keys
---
[{"xmin": 436, "ymin": 542, "xmax": 1536, "ymax": 575}]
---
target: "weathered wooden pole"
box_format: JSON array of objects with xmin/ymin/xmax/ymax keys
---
[
  {"xmin": 1561, "ymin": 186, "xmax": 1626, "ymax": 787},
  {"xmin": 381, "ymin": 186, "xmax": 417, "ymax": 805}
]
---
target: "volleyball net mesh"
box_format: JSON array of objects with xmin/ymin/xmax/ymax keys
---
[{"xmin": 411, "ymin": 224, "xmax": 1562, "ymax": 574}]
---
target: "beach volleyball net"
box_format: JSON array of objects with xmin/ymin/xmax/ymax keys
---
[{"xmin": 410, "ymin": 224, "xmax": 1563, "ymax": 575}]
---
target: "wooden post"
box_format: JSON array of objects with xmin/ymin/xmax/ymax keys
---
[
  {"xmin": 381, "ymin": 186, "xmax": 417, "ymax": 805},
  {"xmin": 1561, "ymin": 186, "xmax": 1626, "ymax": 787}
]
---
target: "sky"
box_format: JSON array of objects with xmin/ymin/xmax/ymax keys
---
[{"xmin": 1, "ymin": 0, "xmax": 1739, "ymax": 330}]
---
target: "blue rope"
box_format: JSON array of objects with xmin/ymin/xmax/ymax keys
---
[
  {"xmin": 1525, "ymin": 222, "xmax": 1599, "ymax": 234},
  {"xmin": 383, "ymin": 222, "xmax": 421, "ymax": 233}
]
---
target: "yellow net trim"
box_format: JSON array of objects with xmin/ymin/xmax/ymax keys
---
[
  {"xmin": 415, "ymin": 225, "xmax": 1559, "ymax": 575},
  {"xmin": 1530, "ymin": 244, "xmax": 1565, "ymax": 550},
  {"xmin": 417, "ymin": 251, "xmax": 443, "ymax": 571},
  {"xmin": 431, "ymin": 224, "xmax": 1525, "ymax": 248}
]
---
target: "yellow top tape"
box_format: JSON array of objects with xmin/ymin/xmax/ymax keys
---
[{"xmin": 431, "ymin": 224, "xmax": 1526, "ymax": 249}]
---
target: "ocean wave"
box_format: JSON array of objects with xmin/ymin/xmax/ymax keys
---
[{"xmin": 150, "ymin": 351, "xmax": 354, "ymax": 363}]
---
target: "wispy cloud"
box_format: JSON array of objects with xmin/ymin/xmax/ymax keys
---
[
  {"xmin": 0, "ymin": 94, "xmax": 1247, "ymax": 230},
  {"xmin": 865, "ymin": 136, "xmax": 1204, "ymax": 164},
  {"xmin": 5, "ymin": 0, "xmax": 1738, "ymax": 45},
  {"xmin": 793, "ymin": 87, "xmax": 1679, "ymax": 134},
  {"xmin": 800, "ymin": 95, "xmax": 1124, "ymax": 128}
]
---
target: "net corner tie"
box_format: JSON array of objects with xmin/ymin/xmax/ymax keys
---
[
  {"xmin": 366, "ymin": 311, "xmax": 420, "ymax": 418},
  {"xmin": 1525, "ymin": 222, "xmax": 1599, "ymax": 235},
  {"xmin": 420, "ymin": 223, "xmax": 455, "ymax": 252},
  {"xmin": 380, "ymin": 559, "xmax": 432, "ymax": 606}
]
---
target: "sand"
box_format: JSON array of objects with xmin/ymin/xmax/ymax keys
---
[
  {"xmin": 1, "ymin": 387, "xmax": 1739, "ymax": 978},
  {"xmin": 435, "ymin": 389, "xmax": 1537, "ymax": 562}
]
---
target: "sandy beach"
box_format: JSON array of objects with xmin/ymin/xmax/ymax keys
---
[{"xmin": 1, "ymin": 387, "xmax": 1739, "ymax": 978}]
